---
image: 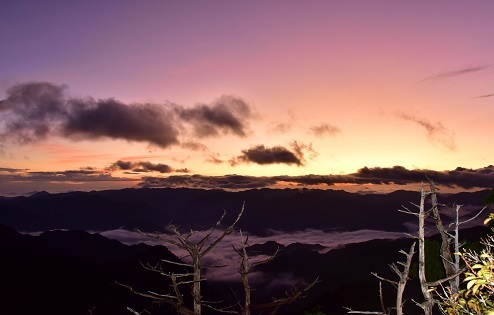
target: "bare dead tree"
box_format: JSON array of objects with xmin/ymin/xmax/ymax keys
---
[
  {"xmin": 233, "ymin": 230, "xmax": 279, "ymax": 315},
  {"xmin": 426, "ymin": 178, "xmax": 486, "ymax": 295},
  {"xmin": 348, "ymin": 178, "xmax": 486, "ymax": 315},
  {"xmin": 233, "ymin": 230, "xmax": 318, "ymax": 315},
  {"xmin": 346, "ymin": 242, "xmax": 416, "ymax": 315},
  {"xmin": 446, "ymin": 202, "xmax": 486, "ymax": 292},
  {"xmin": 373, "ymin": 242, "xmax": 416, "ymax": 315},
  {"xmin": 427, "ymin": 179, "xmax": 457, "ymax": 293},
  {"xmin": 398, "ymin": 182, "xmax": 483, "ymax": 314},
  {"xmin": 118, "ymin": 203, "xmax": 245, "ymax": 315},
  {"xmin": 399, "ymin": 184, "xmax": 435, "ymax": 315}
]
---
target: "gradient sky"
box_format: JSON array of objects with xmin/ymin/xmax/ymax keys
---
[{"xmin": 1, "ymin": 1, "xmax": 494, "ymax": 195}]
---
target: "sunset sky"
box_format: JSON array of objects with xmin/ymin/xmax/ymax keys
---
[{"xmin": 1, "ymin": 1, "xmax": 494, "ymax": 196}]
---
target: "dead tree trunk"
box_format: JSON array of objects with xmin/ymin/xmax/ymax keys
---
[
  {"xmin": 427, "ymin": 179, "xmax": 486, "ymax": 295},
  {"xmin": 450, "ymin": 203, "xmax": 486, "ymax": 292},
  {"xmin": 400, "ymin": 184, "xmax": 435, "ymax": 315},
  {"xmin": 453, "ymin": 204, "xmax": 461, "ymax": 292},
  {"xmin": 418, "ymin": 185, "xmax": 435, "ymax": 315},
  {"xmin": 394, "ymin": 243, "xmax": 416, "ymax": 315},
  {"xmin": 401, "ymin": 182, "xmax": 470, "ymax": 314},
  {"xmin": 353, "ymin": 242, "xmax": 415, "ymax": 315},
  {"xmin": 427, "ymin": 179, "xmax": 457, "ymax": 293},
  {"xmin": 192, "ymin": 253, "xmax": 202, "ymax": 315},
  {"xmin": 235, "ymin": 231, "xmax": 265, "ymax": 315},
  {"xmin": 234, "ymin": 231, "xmax": 318, "ymax": 315}
]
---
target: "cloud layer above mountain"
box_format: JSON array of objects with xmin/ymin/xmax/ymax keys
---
[{"xmin": 138, "ymin": 165, "xmax": 494, "ymax": 190}]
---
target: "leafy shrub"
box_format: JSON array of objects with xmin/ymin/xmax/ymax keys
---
[{"xmin": 439, "ymin": 234, "xmax": 494, "ymax": 315}]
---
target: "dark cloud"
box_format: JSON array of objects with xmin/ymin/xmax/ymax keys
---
[
  {"xmin": 353, "ymin": 165, "xmax": 422, "ymax": 184},
  {"xmin": 0, "ymin": 82, "xmax": 69, "ymax": 144},
  {"xmin": 137, "ymin": 165, "xmax": 494, "ymax": 190},
  {"xmin": 109, "ymin": 160, "xmax": 133, "ymax": 170},
  {"xmin": 230, "ymin": 141, "xmax": 317, "ymax": 166},
  {"xmin": 231, "ymin": 144, "xmax": 303, "ymax": 166},
  {"xmin": 422, "ymin": 65, "xmax": 491, "ymax": 81},
  {"xmin": 28, "ymin": 170, "xmax": 115, "ymax": 181},
  {"xmin": 205, "ymin": 154, "xmax": 224, "ymax": 164},
  {"xmin": 4, "ymin": 165, "xmax": 491, "ymax": 193},
  {"xmin": 107, "ymin": 160, "xmax": 185, "ymax": 174},
  {"xmin": 290, "ymin": 141, "xmax": 318, "ymax": 161},
  {"xmin": 0, "ymin": 167, "xmax": 27, "ymax": 173},
  {"xmin": 431, "ymin": 166, "xmax": 494, "ymax": 189},
  {"xmin": 397, "ymin": 113, "xmax": 456, "ymax": 150},
  {"xmin": 473, "ymin": 93, "xmax": 494, "ymax": 99},
  {"xmin": 271, "ymin": 174, "xmax": 345, "ymax": 186},
  {"xmin": 273, "ymin": 165, "xmax": 494, "ymax": 189},
  {"xmin": 64, "ymin": 98, "xmax": 179, "ymax": 148},
  {"xmin": 269, "ymin": 122, "xmax": 292, "ymax": 134},
  {"xmin": 174, "ymin": 95, "xmax": 253, "ymax": 138},
  {"xmin": 0, "ymin": 168, "xmax": 133, "ymax": 183},
  {"xmin": 309, "ymin": 123, "xmax": 340, "ymax": 137},
  {"xmin": 0, "ymin": 82, "xmax": 255, "ymax": 148},
  {"xmin": 137, "ymin": 161, "xmax": 173, "ymax": 173},
  {"xmin": 0, "ymin": 168, "xmax": 136, "ymax": 195},
  {"xmin": 328, "ymin": 165, "xmax": 494, "ymax": 189},
  {"xmin": 181, "ymin": 141, "xmax": 208, "ymax": 151},
  {"xmin": 285, "ymin": 165, "xmax": 494, "ymax": 189},
  {"xmin": 139, "ymin": 174, "xmax": 278, "ymax": 190}
]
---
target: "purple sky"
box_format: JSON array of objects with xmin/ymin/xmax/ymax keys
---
[{"xmin": 1, "ymin": 1, "xmax": 494, "ymax": 195}]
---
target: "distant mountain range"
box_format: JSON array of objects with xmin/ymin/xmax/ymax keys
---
[{"xmin": 0, "ymin": 187, "xmax": 490, "ymax": 234}]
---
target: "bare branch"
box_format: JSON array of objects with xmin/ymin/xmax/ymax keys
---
[
  {"xmin": 201, "ymin": 202, "xmax": 245, "ymax": 258},
  {"xmin": 404, "ymin": 232, "xmax": 418, "ymax": 239},
  {"xmin": 116, "ymin": 281, "xmax": 177, "ymax": 302},
  {"xmin": 161, "ymin": 259, "xmax": 193, "ymax": 268},
  {"xmin": 345, "ymin": 307, "xmax": 386, "ymax": 314},
  {"xmin": 425, "ymin": 269, "xmax": 465, "ymax": 287},
  {"xmin": 372, "ymin": 272, "xmax": 398, "ymax": 286},
  {"xmin": 378, "ymin": 282, "xmax": 388, "ymax": 315},
  {"xmin": 398, "ymin": 206, "xmax": 419, "ymax": 216},
  {"xmin": 202, "ymin": 301, "xmax": 237, "ymax": 314},
  {"xmin": 458, "ymin": 206, "xmax": 487, "ymax": 225},
  {"xmin": 250, "ymin": 278, "xmax": 319, "ymax": 312},
  {"xmin": 126, "ymin": 307, "xmax": 151, "ymax": 315},
  {"xmin": 410, "ymin": 202, "xmax": 421, "ymax": 208},
  {"xmin": 196, "ymin": 209, "xmax": 227, "ymax": 252}
]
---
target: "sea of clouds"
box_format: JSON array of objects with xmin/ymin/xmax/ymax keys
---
[{"xmin": 98, "ymin": 228, "xmax": 407, "ymax": 282}]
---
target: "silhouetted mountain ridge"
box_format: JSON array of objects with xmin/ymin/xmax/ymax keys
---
[
  {"xmin": 0, "ymin": 225, "xmax": 183, "ymax": 314},
  {"xmin": 1, "ymin": 187, "xmax": 489, "ymax": 234}
]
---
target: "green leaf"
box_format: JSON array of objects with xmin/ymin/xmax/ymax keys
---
[{"xmin": 467, "ymin": 280, "xmax": 476, "ymax": 290}]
